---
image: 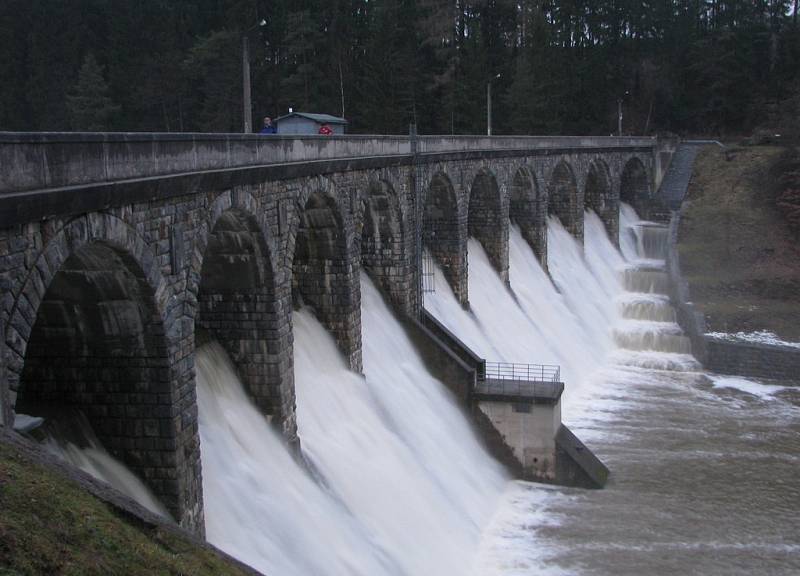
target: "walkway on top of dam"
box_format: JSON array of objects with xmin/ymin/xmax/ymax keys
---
[{"xmin": 0, "ymin": 132, "xmax": 658, "ymax": 195}]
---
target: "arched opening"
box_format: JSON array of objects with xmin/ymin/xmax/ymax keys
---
[
  {"xmin": 620, "ymin": 157, "xmax": 651, "ymax": 216},
  {"xmin": 197, "ymin": 208, "xmax": 289, "ymax": 428},
  {"xmin": 17, "ymin": 242, "xmax": 181, "ymax": 517},
  {"xmin": 547, "ymin": 160, "xmax": 582, "ymax": 241},
  {"xmin": 509, "ymin": 167, "xmax": 546, "ymax": 266},
  {"xmin": 584, "ymin": 159, "xmax": 618, "ymax": 243},
  {"xmin": 358, "ymin": 180, "xmax": 413, "ymax": 315},
  {"xmin": 468, "ymin": 170, "xmax": 508, "ymax": 282},
  {"xmin": 292, "ymin": 190, "xmax": 361, "ymax": 370},
  {"xmin": 423, "ymin": 173, "xmax": 466, "ymax": 304}
]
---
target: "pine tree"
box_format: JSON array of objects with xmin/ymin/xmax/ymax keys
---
[
  {"xmin": 66, "ymin": 53, "xmax": 120, "ymax": 131},
  {"xmin": 182, "ymin": 30, "xmax": 242, "ymax": 132}
]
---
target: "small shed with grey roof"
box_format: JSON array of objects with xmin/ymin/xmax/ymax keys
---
[{"xmin": 274, "ymin": 112, "xmax": 348, "ymax": 135}]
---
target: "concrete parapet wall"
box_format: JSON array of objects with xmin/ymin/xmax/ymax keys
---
[
  {"xmin": 554, "ymin": 424, "xmax": 609, "ymax": 488},
  {"xmin": 416, "ymin": 135, "xmax": 655, "ymax": 154},
  {"xmin": 403, "ymin": 317, "xmax": 476, "ymax": 403},
  {"xmin": 0, "ymin": 132, "xmax": 655, "ymax": 195},
  {"xmin": 0, "ymin": 133, "xmax": 410, "ymax": 194},
  {"xmin": 666, "ymin": 210, "xmax": 708, "ymax": 361},
  {"xmin": 704, "ymin": 339, "xmax": 800, "ymax": 381}
]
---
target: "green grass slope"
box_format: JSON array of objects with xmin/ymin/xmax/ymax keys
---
[{"xmin": 0, "ymin": 433, "xmax": 259, "ymax": 576}]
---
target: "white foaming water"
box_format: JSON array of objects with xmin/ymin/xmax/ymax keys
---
[
  {"xmin": 619, "ymin": 203, "xmax": 669, "ymax": 263},
  {"xmin": 424, "ymin": 211, "xmax": 630, "ymax": 419},
  {"xmin": 706, "ymin": 330, "xmax": 800, "ymax": 349},
  {"xmin": 197, "ymin": 274, "xmax": 506, "ymax": 576},
  {"xmin": 31, "ymin": 412, "xmax": 169, "ymax": 518},
  {"xmin": 617, "ymin": 293, "xmax": 676, "ymax": 322},
  {"xmin": 468, "ymin": 206, "xmax": 711, "ymax": 573},
  {"xmin": 197, "ymin": 341, "xmax": 390, "ymax": 575},
  {"xmin": 709, "ymin": 375, "xmax": 792, "ymax": 399}
]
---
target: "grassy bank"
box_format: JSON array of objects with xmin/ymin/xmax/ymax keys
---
[
  {"xmin": 0, "ymin": 435, "xmax": 256, "ymax": 576},
  {"xmin": 678, "ymin": 144, "xmax": 800, "ymax": 341}
]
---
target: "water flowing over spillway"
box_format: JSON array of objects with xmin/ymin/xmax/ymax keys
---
[
  {"xmin": 423, "ymin": 211, "xmax": 630, "ymax": 420},
  {"xmin": 26, "ymin": 203, "xmax": 798, "ymax": 574},
  {"xmin": 19, "ymin": 411, "xmax": 169, "ymax": 518},
  {"xmin": 196, "ymin": 275, "xmax": 506, "ymax": 576},
  {"xmin": 466, "ymin": 208, "xmax": 799, "ymax": 575}
]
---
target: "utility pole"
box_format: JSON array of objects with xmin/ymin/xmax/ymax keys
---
[
  {"xmin": 487, "ymin": 73, "xmax": 501, "ymax": 136},
  {"xmin": 617, "ymin": 91, "xmax": 629, "ymax": 137},
  {"xmin": 242, "ymin": 19, "xmax": 266, "ymax": 134},
  {"xmin": 487, "ymin": 82, "xmax": 492, "ymax": 136}
]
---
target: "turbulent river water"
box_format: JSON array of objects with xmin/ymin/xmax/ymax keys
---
[
  {"xmin": 460, "ymin": 208, "xmax": 800, "ymax": 575},
  {"xmin": 31, "ymin": 205, "xmax": 800, "ymax": 575}
]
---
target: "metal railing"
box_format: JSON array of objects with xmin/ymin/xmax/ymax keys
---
[
  {"xmin": 481, "ymin": 361, "xmax": 560, "ymax": 383},
  {"xmin": 474, "ymin": 361, "xmax": 563, "ymax": 400}
]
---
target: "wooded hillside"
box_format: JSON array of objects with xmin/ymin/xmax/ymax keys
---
[{"xmin": 1, "ymin": 1, "xmax": 798, "ymax": 135}]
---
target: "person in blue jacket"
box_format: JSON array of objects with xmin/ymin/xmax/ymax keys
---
[{"xmin": 259, "ymin": 116, "xmax": 277, "ymax": 134}]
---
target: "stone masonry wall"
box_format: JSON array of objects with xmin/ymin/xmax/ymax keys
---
[
  {"xmin": 666, "ymin": 208, "xmax": 800, "ymax": 382},
  {"xmin": 0, "ymin": 139, "xmax": 656, "ymax": 536},
  {"xmin": 508, "ymin": 167, "xmax": 546, "ymax": 268},
  {"xmin": 468, "ymin": 170, "xmax": 509, "ymax": 283},
  {"xmin": 356, "ymin": 171, "xmax": 418, "ymax": 317},
  {"xmin": 704, "ymin": 339, "xmax": 800, "ymax": 381}
]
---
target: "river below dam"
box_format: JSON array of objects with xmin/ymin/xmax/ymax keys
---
[
  {"xmin": 423, "ymin": 206, "xmax": 800, "ymax": 576},
  {"xmin": 28, "ymin": 205, "xmax": 800, "ymax": 575},
  {"xmin": 476, "ymin": 363, "xmax": 800, "ymax": 576}
]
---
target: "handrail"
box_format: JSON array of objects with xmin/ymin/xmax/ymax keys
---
[{"xmin": 482, "ymin": 361, "xmax": 561, "ymax": 383}]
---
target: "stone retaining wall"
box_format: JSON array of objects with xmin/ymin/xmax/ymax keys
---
[
  {"xmin": 705, "ymin": 338, "xmax": 800, "ymax": 381},
  {"xmin": 667, "ymin": 211, "xmax": 800, "ymax": 381},
  {"xmin": 666, "ymin": 211, "xmax": 708, "ymax": 361}
]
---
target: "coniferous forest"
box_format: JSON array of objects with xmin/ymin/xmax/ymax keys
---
[{"xmin": 1, "ymin": 0, "xmax": 799, "ymax": 136}]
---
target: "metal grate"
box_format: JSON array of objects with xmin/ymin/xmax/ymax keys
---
[{"xmin": 422, "ymin": 250, "xmax": 436, "ymax": 293}]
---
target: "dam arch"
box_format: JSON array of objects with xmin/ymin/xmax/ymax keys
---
[
  {"xmin": 356, "ymin": 178, "xmax": 415, "ymax": 316},
  {"xmin": 468, "ymin": 169, "xmax": 508, "ymax": 284},
  {"xmin": 584, "ymin": 159, "xmax": 619, "ymax": 243},
  {"xmin": 6, "ymin": 214, "xmax": 203, "ymax": 533},
  {"xmin": 422, "ymin": 171, "xmax": 467, "ymax": 306},
  {"xmin": 508, "ymin": 165, "xmax": 547, "ymax": 268},
  {"xmin": 620, "ymin": 157, "xmax": 652, "ymax": 216},
  {"xmin": 547, "ymin": 160, "xmax": 582, "ymax": 242},
  {"xmin": 289, "ymin": 179, "xmax": 362, "ymax": 372},
  {"xmin": 193, "ymin": 191, "xmax": 295, "ymax": 439}
]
